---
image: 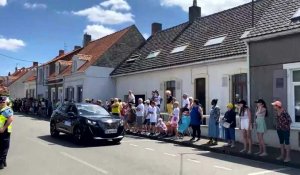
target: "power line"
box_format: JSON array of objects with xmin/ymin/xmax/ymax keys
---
[{"xmin": 0, "ymin": 53, "xmax": 36, "ymax": 63}]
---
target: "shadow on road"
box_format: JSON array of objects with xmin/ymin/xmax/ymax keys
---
[{"xmin": 38, "ymin": 135, "xmax": 122, "ymax": 148}]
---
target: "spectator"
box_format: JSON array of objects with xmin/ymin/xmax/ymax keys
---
[
  {"xmin": 182, "ymin": 94, "xmax": 190, "ymax": 110},
  {"xmin": 272, "ymin": 101, "xmax": 292, "ymax": 162},
  {"xmin": 143, "ymin": 100, "xmax": 150, "ymax": 133},
  {"xmin": 148, "ymin": 101, "xmax": 157, "ymax": 135},
  {"xmin": 207, "ymin": 99, "xmax": 220, "ymax": 145},
  {"xmin": 135, "ymin": 98, "xmax": 144, "ymax": 133},
  {"xmin": 153, "ymin": 90, "xmax": 162, "ymax": 109},
  {"xmin": 128, "ymin": 90, "xmax": 135, "ymax": 104},
  {"xmin": 165, "ymin": 90, "xmax": 173, "ymax": 115},
  {"xmin": 254, "ymin": 99, "xmax": 268, "ymax": 157},
  {"xmin": 155, "ymin": 118, "xmax": 167, "ymax": 136},
  {"xmin": 223, "ymin": 103, "xmax": 236, "ymax": 148},
  {"xmin": 126, "ymin": 103, "xmax": 136, "ymax": 132},
  {"xmin": 111, "ymin": 98, "xmax": 120, "ymax": 117},
  {"xmin": 190, "ymin": 99, "xmax": 202, "ymax": 141},
  {"xmin": 237, "ymin": 100, "xmax": 253, "ymax": 154},
  {"xmin": 96, "ymin": 100, "xmax": 103, "ymax": 107},
  {"xmin": 188, "ymin": 97, "xmax": 194, "ymax": 111},
  {"xmin": 169, "ymin": 101, "xmax": 180, "ymax": 139}
]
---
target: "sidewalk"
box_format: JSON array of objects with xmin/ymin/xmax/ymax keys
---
[{"xmin": 128, "ymin": 132, "xmax": 300, "ymax": 169}]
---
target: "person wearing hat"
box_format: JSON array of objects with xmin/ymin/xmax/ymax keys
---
[
  {"xmin": 165, "ymin": 90, "xmax": 173, "ymax": 115},
  {"xmin": 223, "ymin": 103, "xmax": 236, "ymax": 147},
  {"xmin": 237, "ymin": 100, "xmax": 253, "ymax": 154},
  {"xmin": 272, "ymin": 101, "xmax": 292, "ymax": 162},
  {"xmin": 0, "ymin": 96, "xmax": 14, "ymax": 169},
  {"xmin": 254, "ymin": 99, "xmax": 268, "ymax": 157},
  {"xmin": 207, "ymin": 99, "xmax": 221, "ymax": 145}
]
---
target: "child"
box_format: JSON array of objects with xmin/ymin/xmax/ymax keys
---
[
  {"xmin": 155, "ymin": 118, "xmax": 167, "ymax": 136},
  {"xmin": 169, "ymin": 101, "xmax": 180, "ymax": 139},
  {"xmin": 178, "ymin": 109, "xmax": 191, "ymax": 139},
  {"xmin": 148, "ymin": 101, "xmax": 157, "ymax": 135}
]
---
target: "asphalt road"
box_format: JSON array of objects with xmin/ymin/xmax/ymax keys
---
[{"xmin": 1, "ymin": 114, "xmax": 299, "ymax": 175}]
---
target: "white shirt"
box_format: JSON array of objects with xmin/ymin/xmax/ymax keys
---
[
  {"xmin": 148, "ymin": 106, "xmax": 157, "ymax": 123},
  {"xmin": 136, "ymin": 103, "xmax": 144, "ymax": 117},
  {"xmin": 128, "ymin": 94, "xmax": 135, "ymax": 103},
  {"xmin": 173, "ymin": 107, "xmax": 180, "ymax": 118},
  {"xmin": 144, "ymin": 105, "xmax": 149, "ymax": 119},
  {"xmin": 182, "ymin": 98, "xmax": 190, "ymax": 109}
]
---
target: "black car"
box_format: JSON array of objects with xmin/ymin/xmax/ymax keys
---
[{"xmin": 50, "ymin": 102, "xmax": 124, "ymax": 144}]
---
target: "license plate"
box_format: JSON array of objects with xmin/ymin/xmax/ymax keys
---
[{"xmin": 105, "ymin": 129, "xmax": 118, "ymax": 134}]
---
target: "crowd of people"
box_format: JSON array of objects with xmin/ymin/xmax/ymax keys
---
[
  {"xmin": 97, "ymin": 90, "xmax": 292, "ymax": 163},
  {"xmin": 11, "ymin": 89, "xmax": 292, "ymax": 163}
]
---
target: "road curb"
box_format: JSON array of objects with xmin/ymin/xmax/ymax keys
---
[{"xmin": 128, "ymin": 133, "xmax": 299, "ymax": 169}]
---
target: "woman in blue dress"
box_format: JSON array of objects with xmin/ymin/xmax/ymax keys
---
[{"xmin": 207, "ymin": 99, "xmax": 220, "ymax": 145}]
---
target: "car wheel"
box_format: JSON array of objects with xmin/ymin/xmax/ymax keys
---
[
  {"xmin": 73, "ymin": 126, "xmax": 85, "ymax": 144},
  {"xmin": 50, "ymin": 122, "xmax": 59, "ymax": 137},
  {"xmin": 111, "ymin": 138, "xmax": 122, "ymax": 144}
]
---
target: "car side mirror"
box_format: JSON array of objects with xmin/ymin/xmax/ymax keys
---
[{"xmin": 67, "ymin": 112, "xmax": 76, "ymax": 117}]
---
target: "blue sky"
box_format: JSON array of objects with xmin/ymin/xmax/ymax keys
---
[{"xmin": 0, "ymin": 0, "xmax": 250, "ymax": 76}]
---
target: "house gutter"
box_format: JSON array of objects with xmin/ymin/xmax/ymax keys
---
[
  {"xmin": 244, "ymin": 28, "xmax": 300, "ymax": 43},
  {"xmin": 111, "ymin": 55, "xmax": 247, "ymax": 78}
]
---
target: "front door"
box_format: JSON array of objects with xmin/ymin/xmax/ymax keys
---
[{"xmin": 195, "ymin": 78, "xmax": 206, "ymax": 114}]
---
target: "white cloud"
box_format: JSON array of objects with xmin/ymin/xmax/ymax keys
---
[
  {"xmin": 160, "ymin": 0, "xmax": 249, "ymax": 15},
  {"xmin": 56, "ymin": 10, "xmax": 70, "ymax": 15},
  {"xmin": 100, "ymin": 0, "xmax": 131, "ymax": 11},
  {"xmin": 142, "ymin": 33, "xmax": 150, "ymax": 39},
  {"xmin": 0, "ymin": 36, "xmax": 26, "ymax": 51},
  {"xmin": 24, "ymin": 2, "xmax": 47, "ymax": 10},
  {"xmin": 0, "ymin": 0, "xmax": 7, "ymax": 6},
  {"xmin": 84, "ymin": 25, "xmax": 116, "ymax": 40},
  {"xmin": 72, "ymin": 0, "xmax": 134, "ymax": 25}
]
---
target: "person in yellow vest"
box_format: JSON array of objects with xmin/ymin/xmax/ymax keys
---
[{"xmin": 0, "ymin": 96, "xmax": 14, "ymax": 169}]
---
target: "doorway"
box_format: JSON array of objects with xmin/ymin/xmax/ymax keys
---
[{"xmin": 195, "ymin": 78, "xmax": 206, "ymax": 114}]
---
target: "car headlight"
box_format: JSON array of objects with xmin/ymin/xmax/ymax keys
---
[
  {"xmin": 86, "ymin": 119, "xmax": 97, "ymax": 125},
  {"xmin": 119, "ymin": 120, "xmax": 124, "ymax": 126}
]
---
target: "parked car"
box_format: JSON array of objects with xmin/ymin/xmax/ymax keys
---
[{"xmin": 50, "ymin": 102, "xmax": 124, "ymax": 144}]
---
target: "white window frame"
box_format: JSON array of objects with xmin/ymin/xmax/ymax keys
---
[
  {"xmin": 146, "ymin": 51, "xmax": 160, "ymax": 59},
  {"xmin": 55, "ymin": 63, "xmax": 60, "ymax": 75},
  {"xmin": 171, "ymin": 45, "xmax": 188, "ymax": 54},
  {"xmin": 283, "ymin": 62, "xmax": 300, "ymax": 129},
  {"xmin": 292, "ymin": 8, "xmax": 300, "ymax": 20},
  {"xmin": 240, "ymin": 30, "xmax": 251, "ymax": 39},
  {"xmin": 72, "ymin": 60, "xmax": 77, "ymax": 73},
  {"xmin": 204, "ymin": 36, "xmax": 226, "ymax": 46}
]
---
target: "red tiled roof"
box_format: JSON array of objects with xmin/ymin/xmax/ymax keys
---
[
  {"xmin": 57, "ymin": 60, "xmax": 72, "ymax": 66},
  {"xmin": 76, "ymin": 26, "xmax": 132, "ymax": 72},
  {"xmin": 8, "ymin": 66, "xmax": 34, "ymax": 86},
  {"xmin": 42, "ymin": 48, "xmax": 82, "ymax": 66},
  {"xmin": 60, "ymin": 66, "xmax": 72, "ymax": 77}
]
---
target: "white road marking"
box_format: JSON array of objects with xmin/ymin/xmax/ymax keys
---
[
  {"xmin": 187, "ymin": 159, "xmax": 201, "ymax": 164},
  {"xmin": 60, "ymin": 152, "xmax": 108, "ymax": 174},
  {"xmin": 164, "ymin": 153, "xmax": 177, "ymax": 157},
  {"xmin": 214, "ymin": 165, "xmax": 232, "ymax": 171},
  {"xmin": 129, "ymin": 144, "xmax": 139, "ymax": 147},
  {"xmin": 145, "ymin": 148, "xmax": 155, "ymax": 151},
  {"xmin": 248, "ymin": 168, "xmax": 292, "ymax": 175}
]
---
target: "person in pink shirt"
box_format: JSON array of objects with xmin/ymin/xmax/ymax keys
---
[{"xmin": 155, "ymin": 118, "xmax": 167, "ymax": 136}]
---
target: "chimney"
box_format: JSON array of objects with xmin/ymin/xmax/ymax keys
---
[
  {"xmin": 83, "ymin": 33, "xmax": 92, "ymax": 47},
  {"xmin": 8, "ymin": 72, "xmax": 11, "ymax": 76},
  {"xmin": 59, "ymin": 50, "xmax": 65, "ymax": 56},
  {"xmin": 15, "ymin": 67, "xmax": 17, "ymax": 72},
  {"xmin": 74, "ymin": 45, "xmax": 81, "ymax": 50},
  {"xmin": 152, "ymin": 23, "xmax": 162, "ymax": 35},
  {"xmin": 189, "ymin": 0, "xmax": 201, "ymax": 23},
  {"xmin": 33, "ymin": 62, "xmax": 38, "ymax": 67}
]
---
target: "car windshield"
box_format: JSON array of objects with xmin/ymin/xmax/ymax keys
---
[{"xmin": 76, "ymin": 104, "xmax": 110, "ymax": 116}]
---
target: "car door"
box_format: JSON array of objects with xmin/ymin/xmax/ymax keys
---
[
  {"xmin": 62, "ymin": 104, "xmax": 78, "ymax": 133},
  {"xmin": 56, "ymin": 104, "xmax": 69, "ymax": 132}
]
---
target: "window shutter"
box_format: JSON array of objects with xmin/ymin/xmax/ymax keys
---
[{"xmin": 273, "ymin": 69, "xmax": 287, "ymax": 108}]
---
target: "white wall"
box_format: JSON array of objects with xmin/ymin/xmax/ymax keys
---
[
  {"xmin": 64, "ymin": 66, "xmax": 115, "ymax": 102},
  {"xmin": 24, "ymin": 81, "xmax": 36, "ymax": 98},
  {"xmin": 115, "ymin": 57, "xmax": 247, "ymax": 114},
  {"xmin": 9, "ymin": 71, "xmax": 34, "ymax": 99}
]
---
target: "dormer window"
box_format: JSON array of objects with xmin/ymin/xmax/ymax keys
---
[
  {"xmin": 126, "ymin": 54, "xmax": 140, "ymax": 63},
  {"xmin": 204, "ymin": 35, "xmax": 227, "ymax": 46},
  {"xmin": 240, "ymin": 30, "xmax": 251, "ymax": 39},
  {"xmin": 292, "ymin": 8, "xmax": 300, "ymax": 21},
  {"xmin": 171, "ymin": 44, "xmax": 188, "ymax": 54},
  {"xmin": 146, "ymin": 50, "xmax": 160, "ymax": 59},
  {"xmin": 55, "ymin": 63, "xmax": 60, "ymax": 75}
]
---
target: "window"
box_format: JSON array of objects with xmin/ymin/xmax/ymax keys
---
[
  {"xmin": 165, "ymin": 81, "xmax": 176, "ymax": 98},
  {"xmin": 126, "ymin": 58, "xmax": 136, "ymax": 63},
  {"xmin": 292, "ymin": 70, "xmax": 300, "ymax": 123},
  {"xmin": 146, "ymin": 51, "xmax": 160, "ymax": 59},
  {"xmin": 204, "ymin": 36, "xmax": 226, "ymax": 46},
  {"xmin": 45, "ymin": 66, "xmax": 49, "ymax": 79},
  {"xmin": 232, "ymin": 73, "xmax": 247, "ymax": 104},
  {"xmin": 38, "ymin": 68, "xmax": 43, "ymax": 84},
  {"xmin": 240, "ymin": 30, "xmax": 251, "ymax": 39},
  {"xmin": 72, "ymin": 60, "xmax": 77, "ymax": 72},
  {"xmin": 55, "ymin": 63, "xmax": 60, "ymax": 75},
  {"xmin": 292, "ymin": 8, "xmax": 300, "ymax": 21},
  {"xmin": 77, "ymin": 86, "xmax": 83, "ymax": 103},
  {"xmin": 171, "ymin": 45, "xmax": 188, "ymax": 54}
]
